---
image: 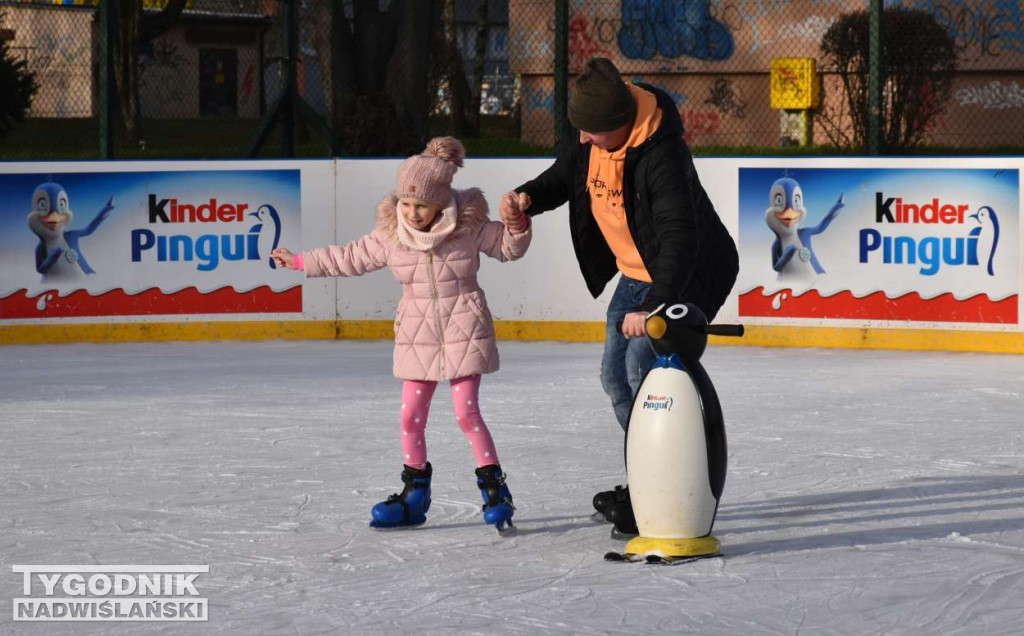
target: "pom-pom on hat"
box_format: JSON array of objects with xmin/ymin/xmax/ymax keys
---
[{"xmin": 395, "ymin": 137, "xmax": 465, "ymax": 206}]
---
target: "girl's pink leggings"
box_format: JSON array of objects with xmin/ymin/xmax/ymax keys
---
[{"xmin": 400, "ymin": 375, "xmax": 499, "ymax": 469}]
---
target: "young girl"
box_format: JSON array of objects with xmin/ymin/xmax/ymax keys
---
[{"xmin": 271, "ymin": 137, "xmax": 530, "ymax": 532}]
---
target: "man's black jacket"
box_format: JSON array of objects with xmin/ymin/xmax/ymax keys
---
[{"xmin": 517, "ymin": 83, "xmax": 739, "ymax": 318}]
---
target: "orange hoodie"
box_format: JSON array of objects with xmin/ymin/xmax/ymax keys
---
[{"xmin": 586, "ymin": 84, "xmax": 662, "ymax": 283}]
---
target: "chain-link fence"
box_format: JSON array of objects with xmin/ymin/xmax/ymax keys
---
[
  {"xmin": 0, "ymin": 0, "xmax": 278, "ymax": 159},
  {"xmin": 1, "ymin": 0, "xmax": 1023, "ymax": 159},
  {"xmin": 511, "ymin": 0, "xmax": 1024, "ymax": 153}
]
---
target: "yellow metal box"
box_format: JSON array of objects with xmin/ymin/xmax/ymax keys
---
[{"xmin": 771, "ymin": 58, "xmax": 820, "ymax": 110}]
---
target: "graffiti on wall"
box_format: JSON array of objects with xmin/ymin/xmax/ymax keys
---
[
  {"xmin": 618, "ymin": 0, "xmax": 734, "ymax": 61},
  {"xmin": 891, "ymin": 0, "xmax": 1024, "ymax": 59},
  {"xmin": 956, "ymin": 80, "xmax": 1024, "ymax": 109},
  {"xmin": 704, "ymin": 78, "xmax": 746, "ymax": 118},
  {"xmin": 8, "ymin": 21, "xmax": 91, "ymax": 118},
  {"xmin": 776, "ymin": 15, "xmax": 836, "ymax": 42},
  {"xmin": 522, "ymin": 85, "xmax": 555, "ymax": 114},
  {"xmin": 511, "ymin": 0, "xmax": 1024, "ymax": 74}
]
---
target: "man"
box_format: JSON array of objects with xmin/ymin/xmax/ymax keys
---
[{"xmin": 500, "ymin": 57, "xmax": 739, "ymax": 535}]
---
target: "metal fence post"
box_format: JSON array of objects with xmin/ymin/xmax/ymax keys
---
[
  {"xmin": 868, "ymin": 0, "xmax": 883, "ymax": 155},
  {"xmin": 98, "ymin": 0, "xmax": 114, "ymax": 159},
  {"xmin": 553, "ymin": 0, "xmax": 568, "ymax": 150},
  {"xmin": 282, "ymin": 0, "xmax": 297, "ymax": 157}
]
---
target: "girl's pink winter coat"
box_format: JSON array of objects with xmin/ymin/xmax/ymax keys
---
[{"xmin": 302, "ymin": 188, "xmax": 531, "ymax": 381}]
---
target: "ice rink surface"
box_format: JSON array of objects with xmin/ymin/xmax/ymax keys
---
[{"xmin": 3, "ymin": 339, "xmax": 1024, "ymax": 635}]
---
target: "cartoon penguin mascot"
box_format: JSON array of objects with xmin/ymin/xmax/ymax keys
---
[
  {"xmin": 249, "ymin": 205, "xmax": 282, "ymax": 269},
  {"xmin": 27, "ymin": 182, "xmax": 115, "ymax": 284},
  {"xmin": 969, "ymin": 206, "xmax": 1000, "ymax": 276},
  {"xmin": 765, "ymin": 177, "xmax": 844, "ymax": 285},
  {"xmin": 606, "ymin": 303, "xmax": 743, "ymax": 564}
]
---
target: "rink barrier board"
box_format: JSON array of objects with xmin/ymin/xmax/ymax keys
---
[
  {"xmin": 3, "ymin": 156, "xmax": 1022, "ymax": 353},
  {"xmin": 3, "ymin": 321, "xmax": 1024, "ymax": 353}
]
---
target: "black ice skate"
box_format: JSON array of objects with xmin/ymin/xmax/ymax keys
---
[
  {"xmin": 475, "ymin": 464, "xmax": 515, "ymax": 534},
  {"xmin": 369, "ymin": 463, "xmax": 432, "ymax": 528}
]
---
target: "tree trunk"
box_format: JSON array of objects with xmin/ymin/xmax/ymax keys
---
[
  {"xmin": 355, "ymin": 0, "xmax": 393, "ymax": 94},
  {"xmin": 329, "ymin": 0, "xmax": 357, "ymax": 134},
  {"xmin": 467, "ymin": 0, "xmax": 489, "ymax": 136},
  {"xmin": 141, "ymin": 0, "xmax": 189, "ymax": 41},
  {"xmin": 385, "ymin": 0, "xmax": 440, "ymax": 147},
  {"xmin": 113, "ymin": 0, "xmax": 189, "ymax": 147},
  {"xmin": 444, "ymin": 0, "xmax": 470, "ymax": 136},
  {"xmin": 113, "ymin": 0, "xmax": 141, "ymax": 146}
]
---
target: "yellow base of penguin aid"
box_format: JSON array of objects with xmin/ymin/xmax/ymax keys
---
[{"xmin": 625, "ymin": 535, "xmax": 721, "ymax": 559}]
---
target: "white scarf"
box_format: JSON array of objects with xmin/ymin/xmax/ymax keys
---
[{"xmin": 396, "ymin": 197, "xmax": 458, "ymax": 251}]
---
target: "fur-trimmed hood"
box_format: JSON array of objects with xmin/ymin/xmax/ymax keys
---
[{"xmin": 375, "ymin": 188, "xmax": 490, "ymax": 248}]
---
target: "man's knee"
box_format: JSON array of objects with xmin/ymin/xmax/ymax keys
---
[
  {"xmin": 601, "ymin": 362, "xmax": 631, "ymax": 402},
  {"xmin": 625, "ymin": 340, "xmax": 654, "ymax": 386}
]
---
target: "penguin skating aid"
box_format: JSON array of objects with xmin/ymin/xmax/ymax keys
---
[{"xmin": 604, "ymin": 304, "xmax": 743, "ymax": 564}]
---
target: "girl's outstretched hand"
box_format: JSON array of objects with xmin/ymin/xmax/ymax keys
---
[
  {"xmin": 271, "ymin": 248, "xmax": 296, "ymax": 269},
  {"xmin": 500, "ymin": 192, "xmax": 530, "ymax": 233}
]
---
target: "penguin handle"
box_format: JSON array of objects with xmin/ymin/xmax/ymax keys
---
[
  {"xmin": 615, "ymin": 321, "xmax": 745, "ymax": 338},
  {"xmin": 703, "ymin": 324, "xmax": 744, "ymax": 338}
]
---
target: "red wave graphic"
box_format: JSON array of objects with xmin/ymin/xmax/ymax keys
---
[
  {"xmin": 739, "ymin": 287, "xmax": 1018, "ymax": 324},
  {"xmin": 0, "ymin": 286, "xmax": 302, "ymax": 319}
]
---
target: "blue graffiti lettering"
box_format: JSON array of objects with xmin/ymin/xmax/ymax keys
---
[
  {"xmin": 887, "ymin": 0, "xmax": 1024, "ymax": 57},
  {"xmin": 619, "ymin": 0, "xmax": 734, "ymax": 61},
  {"xmin": 522, "ymin": 86, "xmax": 555, "ymax": 111}
]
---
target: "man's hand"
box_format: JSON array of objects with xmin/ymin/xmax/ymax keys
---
[{"xmin": 621, "ymin": 311, "xmax": 647, "ymax": 339}]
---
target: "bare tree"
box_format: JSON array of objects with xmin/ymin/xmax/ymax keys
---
[
  {"xmin": 0, "ymin": 11, "xmax": 37, "ymax": 137},
  {"xmin": 467, "ymin": 0, "xmax": 489, "ymax": 136},
  {"xmin": 111, "ymin": 0, "xmax": 189, "ymax": 146},
  {"xmin": 819, "ymin": 9, "xmax": 957, "ymax": 150},
  {"xmin": 444, "ymin": 0, "xmax": 471, "ymax": 136},
  {"xmin": 328, "ymin": 0, "xmax": 443, "ymax": 155}
]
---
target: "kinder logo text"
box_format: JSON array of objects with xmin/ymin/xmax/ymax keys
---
[
  {"xmin": 859, "ymin": 192, "xmax": 1001, "ymax": 276},
  {"xmin": 12, "ymin": 565, "xmax": 208, "ymax": 622},
  {"xmin": 131, "ymin": 194, "xmax": 281, "ymax": 271},
  {"xmin": 642, "ymin": 394, "xmax": 674, "ymax": 412}
]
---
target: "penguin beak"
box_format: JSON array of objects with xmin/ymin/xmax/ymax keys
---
[
  {"xmin": 40, "ymin": 211, "xmax": 65, "ymax": 230},
  {"xmin": 969, "ymin": 213, "xmax": 979, "ymax": 223},
  {"xmin": 775, "ymin": 208, "xmax": 801, "ymax": 227}
]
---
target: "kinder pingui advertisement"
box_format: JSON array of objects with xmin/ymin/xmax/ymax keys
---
[
  {"xmin": 0, "ymin": 169, "xmax": 302, "ymax": 319},
  {"xmin": 738, "ymin": 168, "xmax": 1019, "ymax": 324}
]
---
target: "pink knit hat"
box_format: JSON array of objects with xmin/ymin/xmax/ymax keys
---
[{"xmin": 395, "ymin": 137, "xmax": 465, "ymax": 206}]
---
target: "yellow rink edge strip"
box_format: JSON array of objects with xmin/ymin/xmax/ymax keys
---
[{"xmin": 1, "ymin": 321, "xmax": 1023, "ymax": 353}]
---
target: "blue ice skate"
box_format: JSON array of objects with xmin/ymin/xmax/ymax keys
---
[
  {"xmin": 475, "ymin": 464, "xmax": 515, "ymax": 533},
  {"xmin": 370, "ymin": 463, "xmax": 432, "ymax": 528}
]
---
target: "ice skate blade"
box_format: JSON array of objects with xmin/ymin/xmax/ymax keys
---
[
  {"xmin": 604, "ymin": 551, "xmax": 645, "ymax": 563},
  {"xmin": 625, "ymin": 535, "xmax": 721, "ymax": 559},
  {"xmin": 644, "ymin": 553, "xmax": 722, "ymax": 565},
  {"xmin": 609, "ymin": 526, "xmax": 639, "ymax": 542},
  {"xmin": 496, "ymin": 521, "xmax": 517, "ymax": 536},
  {"xmin": 369, "ymin": 519, "xmax": 426, "ymax": 530}
]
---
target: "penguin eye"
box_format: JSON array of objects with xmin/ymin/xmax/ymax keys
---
[
  {"xmin": 666, "ymin": 304, "xmax": 689, "ymax": 319},
  {"xmin": 773, "ymin": 193, "xmax": 784, "ymax": 208},
  {"xmin": 36, "ymin": 197, "xmax": 47, "ymax": 211},
  {"xmin": 58, "ymin": 196, "xmax": 68, "ymax": 213},
  {"xmin": 794, "ymin": 193, "xmax": 802, "ymax": 205}
]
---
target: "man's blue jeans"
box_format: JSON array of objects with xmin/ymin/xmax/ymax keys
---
[{"xmin": 602, "ymin": 275, "xmax": 657, "ymax": 431}]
